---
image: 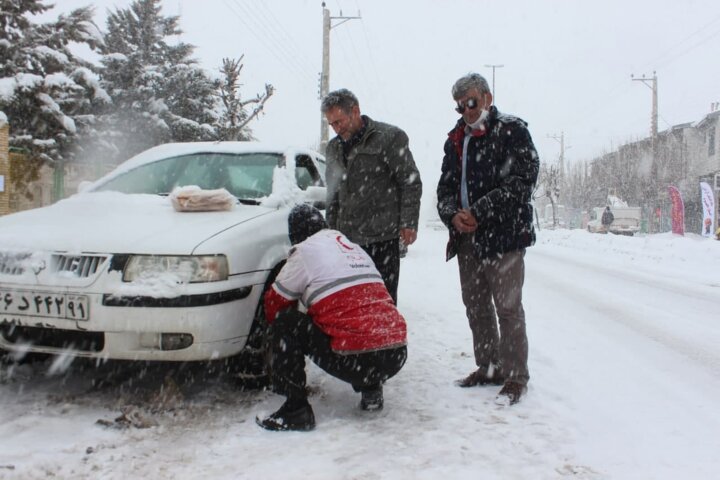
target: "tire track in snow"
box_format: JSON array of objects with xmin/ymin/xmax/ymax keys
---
[
  {"xmin": 532, "ymin": 247, "xmax": 720, "ymax": 304},
  {"xmin": 529, "ymin": 249, "xmax": 720, "ymax": 378}
]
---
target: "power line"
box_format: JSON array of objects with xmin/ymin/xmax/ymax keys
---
[
  {"xmin": 325, "ymin": 0, "xmax": 367, "ymax": 91},
  {"xmin": 334, "ymin": 22, "xmax": 374, "ymax": 91},
  {"xmin": 562, "ymin": 12, "xmax": 720, "ymax": 145},
  {"xmin": 220, "ymin": 0, "xmax": 315, "ymax": 84},
  {"xmin": 228, "ymin": 0, "xmax": 316, "ymax": 81},
  {"xmin": 647, "ymin": 12, "xmax": 720, "ymax": 69},
  {"xmin": 240, "ymin": 0, "xmax": 316, "ymax": 72},
  {"xmin": 353, "ymin": 0, "xmax": 390, "ymax": 109}
]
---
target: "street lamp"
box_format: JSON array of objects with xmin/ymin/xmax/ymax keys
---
[{"xmin": 484, "ymin": 64, "xmax": 504, "ymax": 103}]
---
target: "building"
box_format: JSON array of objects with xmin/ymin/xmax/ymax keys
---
[{"xmin": 587, "ymin": 106, "xmax": 720, "ymax": 234}]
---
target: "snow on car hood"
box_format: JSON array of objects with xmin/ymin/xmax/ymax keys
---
[{"xmin": 0, "ymin": 191, "xmax": 272, "ymax": 255}]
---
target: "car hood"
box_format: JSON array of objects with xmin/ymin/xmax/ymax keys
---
[{"xmin": 0, "ymin": 192, "xmax": 273, "ymax": 255}]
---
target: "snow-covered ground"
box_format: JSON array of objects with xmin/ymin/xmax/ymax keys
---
[{"xmin": 1, "ymin": 226, "xmax": 719, "ymax": 479}]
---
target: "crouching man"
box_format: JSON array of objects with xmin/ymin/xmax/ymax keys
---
[{"xmin": 256, "ymin": 204, "xmax": 408, "ymax": 431}]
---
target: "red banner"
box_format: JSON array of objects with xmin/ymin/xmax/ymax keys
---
[{"xmin": 667, "ymin": 185, "xmax": 685, "ymax": 235}]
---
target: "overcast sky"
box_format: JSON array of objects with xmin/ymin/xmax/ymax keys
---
[{"xmin": 51, "ymin": 0, "xmax": 720, "ymax": 182}]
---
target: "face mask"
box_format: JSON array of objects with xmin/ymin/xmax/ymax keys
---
[{"xmin": 466, "ymin": 109, "xmax": 490, "ymax": 130}]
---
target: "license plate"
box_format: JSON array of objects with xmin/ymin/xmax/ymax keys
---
[{"xmin": 0, "ymin": 290, "xmax": 89, "ymax": 321}]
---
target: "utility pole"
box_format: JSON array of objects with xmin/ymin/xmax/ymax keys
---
[
  {"xmin": 547, "ymin": 132, "xmax": 567, "ymax": 228},
  {"xmin": 319, "ymin": 2, "xmax": 360, "ymax": 153},
  {"xmin": 632, "ymin": 71, "xmax": 659, "ymax": 232},
  {"xmin": 484, "ymin": 64, "xmax": 504, "ymax": 103},
  {"xmin": 631, "ymin": 72, "xmax": 658, "ymax": 138},
  {"xmin": 547, "ymin": 131, "xmax": 565, "ymax": 179}
]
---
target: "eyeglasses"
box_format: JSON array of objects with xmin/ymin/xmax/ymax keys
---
[{"xmin": 455, "ymin": 98, "xmax": 479, "ymax": 114}]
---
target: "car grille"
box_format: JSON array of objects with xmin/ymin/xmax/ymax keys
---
[
  {"xmin": 0, "ymin": 252, "xmax": 31, "ymax": 275},
  {"xmin": 0, "ymin": 252, "xmax": 108, "ymax": 278},
  {"xmin": 52, "ymin": 254, "xmax": 108, "ymax": 278}
]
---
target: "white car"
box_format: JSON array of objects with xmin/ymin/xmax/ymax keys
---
[
  {"xmin": 587, "ymin": 206, "xmax": 641, "ymax": 235},
  {"xmin": 0, "ymin": 142, "xmax": 326, "ymax": 370}
]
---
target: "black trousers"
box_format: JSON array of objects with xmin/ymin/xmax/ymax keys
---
[
  {"xmin": 269, "ymin": 310, "xmax": 407, "ymax": 402},
  {"xmin": 360, "ymin": 238, "xmax": 400, "ymax": 304}
]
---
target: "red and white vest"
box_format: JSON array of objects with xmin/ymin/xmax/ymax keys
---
[{"xmin": 264, "ymin": 229, "xmax": 407, "ymax": 353}]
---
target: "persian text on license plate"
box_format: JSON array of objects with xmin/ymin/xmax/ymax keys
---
[{"xmin": 0, "ymin": 290, "xmax": 89, "ymax": 321}]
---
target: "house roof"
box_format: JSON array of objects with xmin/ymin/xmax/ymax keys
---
[{"xmin": 694, "ymin": 110, "xmax": 720, "ymax": 129}]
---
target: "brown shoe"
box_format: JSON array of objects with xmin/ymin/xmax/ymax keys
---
[
  {"xmin": 494, "ymin": 381, "xmax": 527, "ymax": 406},
  {"xmin": 455, "ymin": 365, "xmax": 504, "ymax": 387}
]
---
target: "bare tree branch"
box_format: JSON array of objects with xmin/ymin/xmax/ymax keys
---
[{"xmin": 235, "ymin": 84, "xmax": 274, "ymax": 131}]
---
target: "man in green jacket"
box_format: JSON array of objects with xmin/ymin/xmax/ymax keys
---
[{"xmin": 321, "ymin": 89, "xmax": 422, "ymax": 304}]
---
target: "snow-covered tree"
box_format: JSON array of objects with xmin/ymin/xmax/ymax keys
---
[
  {"xmin": 0, "ymin": 0, "xmax": 107, "ymax": 199},
  {"xmin": 96, "ymin": 0, "xmax": 219, "ymax": 163}
]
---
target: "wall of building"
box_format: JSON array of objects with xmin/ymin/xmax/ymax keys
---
[
  {"xmin": 0, "ymin": 120, "xmax": 110, "ymax": 215},
  {"xmin": 0, "ymin": 122, "xmax": 9, "ymax": 216}
]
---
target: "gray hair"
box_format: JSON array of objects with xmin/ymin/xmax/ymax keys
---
[
  {"xmin": 321, "ymin": 88, "xmax": 359, "ymax": 114},
  {"xmin": 452, "ymin": 73, "xmax": 490, "ymax": 100}
]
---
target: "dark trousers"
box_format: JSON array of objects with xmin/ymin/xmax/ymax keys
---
[
  {"xmin": 361, "ymin": 238, "xmax": 400, "ymax": 304},
  {"xmin": 457, "ymin": 234, "xmax": 529, "ymax": 385},
  {"xmin": 269, "ymin": 310, "xmax": 407, "ymax": 402}
]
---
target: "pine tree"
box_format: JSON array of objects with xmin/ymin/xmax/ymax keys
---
[
  {"xmin": 97, "ymin": 0, "xmax": 219, "ymax": 163},
  {"xmin": 0, "ymin": 0, "xmax": 107, "ymax": 200}
]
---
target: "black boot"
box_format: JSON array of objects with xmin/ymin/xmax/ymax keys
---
[
  {"xmin": 256, "ymin": 400, "xmax": 316, "ymax": 431},
  {"xmin": 360, "ymin": 385, "xmax": 384, "ymax": 411}
]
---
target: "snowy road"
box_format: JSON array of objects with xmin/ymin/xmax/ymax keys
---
[
  {"xmin": 530, "ymin": 246, "xmax": 720, "ymax": 377},
  {"xmin": 1, "ymin": 226, "xmax": 719, "ymax": 479},
  {"xmin": 527, "ymin": 230, "xmax": 720, "ymax": 479}
]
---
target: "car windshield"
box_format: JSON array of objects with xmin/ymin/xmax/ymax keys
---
[{"xmin": 93, "ymin": 152, "xmax": 283, "ymax": 199}]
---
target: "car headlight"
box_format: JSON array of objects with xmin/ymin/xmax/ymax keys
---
[{"xmin": 122, "ymin": 255, "xmax": 229, "ymax": 283}]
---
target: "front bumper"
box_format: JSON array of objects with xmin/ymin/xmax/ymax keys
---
[{"xmin": 0, "ymin": 281, "xmax": 264, "ymax": 362}]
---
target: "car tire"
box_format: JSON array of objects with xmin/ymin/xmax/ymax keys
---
[{"xmin": 228, "ymin": 260, "xmax": 286, "ymax": 390}]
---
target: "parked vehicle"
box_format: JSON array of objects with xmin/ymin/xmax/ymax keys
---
[
  {"xmin": 587, "ymin": 206, "xmax": 641, "ymax": 235},
  {"xmin": 541, "ymin": 204, "xmax": 566, "ymax": 229},
  {"xmin": 0, "ymin": 142, "xmax": 326, "ymax": 372}
]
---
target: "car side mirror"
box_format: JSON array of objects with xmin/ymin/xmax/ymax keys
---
[{"xmin": 304, "ymin": 186, "xmax": 327, "ymax": 210}]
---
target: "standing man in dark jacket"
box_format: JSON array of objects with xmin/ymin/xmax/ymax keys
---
[
  {"xmin": 601, "ymin": 206, "xmax": 614, "ymax": 231},
  {"xmin": 437, "ymin": 73, "xmax": 539, "ymax": 406},
  {"xmin": 321, "ymin": 89, "xmax": 422, "ymax": 304}
]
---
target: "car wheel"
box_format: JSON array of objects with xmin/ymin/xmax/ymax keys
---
[{"xmin": 227, "ymin": 260, "xmax": 286, "ymax": 390}]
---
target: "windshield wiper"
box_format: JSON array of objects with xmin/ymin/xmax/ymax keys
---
[{"xmin": 236, "ymin": 198, "xmax": 261, "ymax": 205}]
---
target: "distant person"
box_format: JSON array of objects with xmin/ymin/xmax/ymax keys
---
[
  {"xmin": 321, "ymin": 88, "xmax": 422, "ymax": 304},
  {"xmin": 256, "ymin": 204, "xmax": 407, "ymax": 431},
  {"xmin": 436, "ymin": 72, "xmax": 539, "ymax": 406},
  {"xmin": 601, "ymin": 206, "xmax": 614, "ymax": 232}
]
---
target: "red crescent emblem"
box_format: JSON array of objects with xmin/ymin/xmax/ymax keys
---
[{"xmin": 336, "ymin": 235, "xmax": 354, "ymax": 250}]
